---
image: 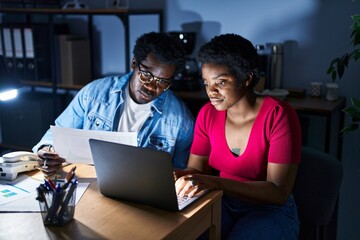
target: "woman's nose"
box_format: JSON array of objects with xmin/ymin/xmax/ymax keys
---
[{"xmin": 208, "ymin": 83, "xmax": 219, "ymax": 93}]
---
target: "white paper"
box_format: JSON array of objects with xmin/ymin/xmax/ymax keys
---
[
  {"xmin": 51, "ymin": 126, "xmax": 137, "ymax": 164},
  {"xmin": 0, "ymin": 174, "xmax": 39, "ymax": 206},
  {"xmin": 0, "ymin": 172, "xmax": 89, "ymax": 212}
]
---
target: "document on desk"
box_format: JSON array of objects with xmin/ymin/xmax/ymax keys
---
[
  {"xmin": 51, "ymin": 126, "xmax": 138, "ymax": 164},
  {"xmin": 0, "ymin": 173, "xmax": 89, "ymax": 212}
]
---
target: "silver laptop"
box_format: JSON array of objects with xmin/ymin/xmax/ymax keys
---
[{"xmin": 89, "ymin": 139, "xmax": 207, "ymax": 211}]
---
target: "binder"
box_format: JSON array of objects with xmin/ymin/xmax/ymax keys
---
[
  {"xmin": 13, "ymin": 27, "xmax": 25, "ymax": 81},
  {"xmin": 0, "ymin": 28, "xmax": 4, "ymax": 57},
  {"xmin": 1, "ymin": 23, "xmax": 68, "ymax": 82},
  {"xmin": 27, "ymin": 24, "xmax": 68, "ymax": 82},
  {"xmin": 32, "ymin": 24, "xmax": 52, "ymax": 82},
  {"xmin": 23, "ymin": 27, "xmax": 36, "ymax": 81},
  {"xmin": 2, "ymin": 27, "xmax": 15, "ymax": 75}
]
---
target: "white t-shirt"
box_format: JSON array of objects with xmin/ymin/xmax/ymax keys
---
[{"xmin": 118, "ymin": 84, "xmax": 152, "ymax": 133}]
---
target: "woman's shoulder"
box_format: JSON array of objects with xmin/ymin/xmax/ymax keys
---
[
  {"xmin": 259, "ymin": 96, "xmax": 299, "ymax": 125},
  {"xmin": 198, "ymin": 101, "xmax": 216, "ymax": 115},
  {"xmin": 196, "ymin": 102, "xmax": 225, "ymax": 123},
  {"xmin": 262, "ymin": 96, "xmax": 295, "ymax": 113}
]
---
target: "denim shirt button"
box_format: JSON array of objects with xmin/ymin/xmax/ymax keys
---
[{"xmin": 96, "ymin": 121, "xmax": 100, "ymax": 126}]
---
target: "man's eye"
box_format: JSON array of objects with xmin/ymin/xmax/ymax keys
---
[{"xmin": 142, "ymin": 72, "xmax": 152, "ymax": 78}]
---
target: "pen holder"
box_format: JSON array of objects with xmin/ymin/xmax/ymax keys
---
[{"xmin": 37, "ymin": 179, "xmax": 78, "ymax": 226}]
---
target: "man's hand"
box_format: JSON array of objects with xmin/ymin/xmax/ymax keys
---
[{"xmin": 37, "ymin": 146, "xmax": 65, "ymax": 177}]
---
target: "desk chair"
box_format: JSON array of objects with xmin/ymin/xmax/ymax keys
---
[{"xmin": 293, "ymin": 147, "xmax": 343, "ymax": 240}]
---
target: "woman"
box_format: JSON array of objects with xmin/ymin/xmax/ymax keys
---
[{"xmin": 175, "ymin": 34, "xmax": 301, "ymax": 239}]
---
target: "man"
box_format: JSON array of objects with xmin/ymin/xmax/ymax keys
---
[{"xmin": 33, "ymin": 32, "xmax": 194, "ymax": 176}]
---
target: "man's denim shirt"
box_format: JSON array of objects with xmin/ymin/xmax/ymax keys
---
[{"xmin": 33, "ymin": 72, "xmax": 195, "ymax": 169}]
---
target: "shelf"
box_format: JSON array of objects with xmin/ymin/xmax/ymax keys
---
[
  {"xmin": 0, "ymin": 7, "xmax": 163, "ymax": 15},
  {"xmin": 0, "ymin": 7, "xmax": 163, "ymax": 87},
  {"xmin": 21, "ymin": 80, "xmax": 83, "ymax": 90}
]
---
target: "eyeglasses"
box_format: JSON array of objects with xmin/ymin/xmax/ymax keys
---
[{"xmin": 137, "ymin": 63, "xmax": 172, "ymax": 90}]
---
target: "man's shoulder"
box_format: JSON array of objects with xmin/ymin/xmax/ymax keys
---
[
  {"xmin": 161, "ymin": 91, "xmax": 194, "ymax": 119},
  {"xmin": 82, "ymin": 74, "xmax": 130, "ymax": 94},
  {"xmin": 162, "ymin": 91, "xmax": 187, "ymax": 108},
  {"xmin": 88, "ymin": 74, "xmax": 127, "ymax": 87}
]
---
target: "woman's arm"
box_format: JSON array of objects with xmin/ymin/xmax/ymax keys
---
[
  {"xmin": 175, "ymin": 153, "xmax": 299, "ymax": 206},
  {"xmin": 173, "ymin": 154, "xmax": 212, "ymax": 179}
]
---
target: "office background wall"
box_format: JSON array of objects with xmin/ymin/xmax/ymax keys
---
[{"xmin": 0, "ymin": 0, "xmax": 358, "ymax": 239}]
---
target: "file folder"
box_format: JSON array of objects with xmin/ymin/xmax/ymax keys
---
[
  {"xmin": 26, "ymin": 24, "xmax": 68, "ymax": 82},
  {"xmin": 23, "ymin": 27, "xmax": 36, "ymax": 81},
  {"xmin": 13, "ymin": 27, "xmax": 25, "ymax": 81},
  {"xmin": 2, "ymin": 27, "xmax": 15, "ymax": 75},
  {"xmin": 0, "ymin": 28, "xmax": 3, "ymax": 57}
]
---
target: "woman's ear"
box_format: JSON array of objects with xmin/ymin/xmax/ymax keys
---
[{"xmin": 245, "ymin": 73, "xmax": 254, "ymax": 87}]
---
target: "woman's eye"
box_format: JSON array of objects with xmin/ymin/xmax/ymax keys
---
[{"xmin": 216, "ymin": 81, "xmax": 226, "ymax": 86}]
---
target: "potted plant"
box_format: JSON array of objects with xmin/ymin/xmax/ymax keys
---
[{"xmin": 327, "ymin": 0, "xmax": 360, "ymax": 134}]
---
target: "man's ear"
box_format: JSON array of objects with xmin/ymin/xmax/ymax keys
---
[{"xmin": 131, "ymin": 58, "xmax": 137, "ymax": 70}]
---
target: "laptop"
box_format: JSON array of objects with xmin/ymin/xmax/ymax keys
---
[{"xmin": 89, "ymin": 139, "xmax": 207, "ymax": 211}]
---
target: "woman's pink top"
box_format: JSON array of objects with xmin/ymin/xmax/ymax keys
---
[{"xmin": 190, "ymin": 96, "xmax": 302, "ymax": 182}]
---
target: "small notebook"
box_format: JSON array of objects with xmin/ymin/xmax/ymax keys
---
[{"xmin": 89, "ymin": 139, "xmax": 207, "ymax": 211}]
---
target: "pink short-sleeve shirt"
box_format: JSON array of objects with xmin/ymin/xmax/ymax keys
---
[{"xmin": 190, "ymin": 96, "xmax": 302, "ymax": 182}]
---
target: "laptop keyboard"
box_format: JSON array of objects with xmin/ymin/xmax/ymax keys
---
[{"xmin": 177, "ymin": 195, "xmax": 192, "ymax": 208}]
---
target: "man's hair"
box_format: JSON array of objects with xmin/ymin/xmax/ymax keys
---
[
  {"xmin": 133, "ymin": 32, "xmax": 186, "ymax": 75},
  {"xmin": 197, "ymin": 33, "xmax": 260, "ymax": 88}
]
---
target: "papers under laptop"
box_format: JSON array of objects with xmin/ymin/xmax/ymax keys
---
[
  {"xmin": 51, "ymin": 126, "xmax": 137, "ymax": 164},
  {"xmin": 89, "ymin": 139, "xmax": 207, "ymax": 212}
]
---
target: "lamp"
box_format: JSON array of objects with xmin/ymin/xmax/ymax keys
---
[{"xmin": 0, "ymin": 55, "xmax": 21, "ymax": 101}]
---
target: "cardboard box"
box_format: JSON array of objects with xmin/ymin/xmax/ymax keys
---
[{"xmin": 57, "ymin": 35, "xmax": 91, "ymax": 86}]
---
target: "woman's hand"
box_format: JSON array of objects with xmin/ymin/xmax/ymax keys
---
[
  {"xmin": 37, "ymin": 146, "xmax": 65, "ymax": 177},
  {"xmin": 175, "ymin": 174, "xmax": 217, "ymax": 198}
]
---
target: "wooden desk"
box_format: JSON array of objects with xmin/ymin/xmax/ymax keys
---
[
  {"xmin": 0, "ymin": 164, "xmax": 223, "ymax": 240},
  {"xmin": 175, "ymin": 89, "xmax": 345, "ymax": 159}
]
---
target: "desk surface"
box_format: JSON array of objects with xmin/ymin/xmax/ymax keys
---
[{"xmin": 0, "ymin": 164, "xmax": 223, "ymax": 240}]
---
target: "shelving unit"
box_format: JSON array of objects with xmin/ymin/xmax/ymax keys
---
[
  {"xmin": 0, "ymin": 7, "xmax": 163, "ymax": 86},
  {"xmin": 0, "ymin": 7, "xmax": 163, "ymax": 152}
]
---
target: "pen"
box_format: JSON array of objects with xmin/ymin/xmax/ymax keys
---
[
  {"xmin": 58, "ymin": 178, "xmax": 78, "ymax": 217},
  {"xmin": 66, "ymin": 166, "xmax": 77, "ymax": 182},
  {"xmin": 42, "ymin": 159, "xmax": 48, "ymax": 169},
  {"xmin": 48, "ymin": 144, "xmax": 54, "ymax": 153},
  {"xmin": 42, "ymin": 145, "xmax": 53, "ymax": 169},
  {"xmin": 46, "ymin": 190, "xmax": 65, "ymax": 223},
  {"xmin": 44, "ymin": 179, "xmax": 55, "ymax": 192},
  {"xmin": 36, "ymin": 185, "xmax": 50, "ymax": 211},
  {"xmin": 47, "ymin": 177, "xmax": 56, "ymax": 190},
  {"xmin": 63, "ymin": 166, "xmax": 76, "ymax": 190}
]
